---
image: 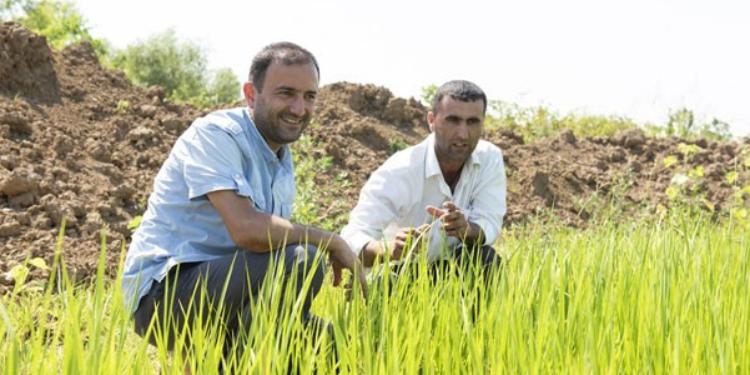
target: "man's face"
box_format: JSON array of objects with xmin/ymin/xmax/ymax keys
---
[
  {"xmin": 428, "ymin": 96, "xmax": 485, "ymax": 164},
  {"xmin": 244, "ymin": 61, "xmax": 319, "ymax": 151}
]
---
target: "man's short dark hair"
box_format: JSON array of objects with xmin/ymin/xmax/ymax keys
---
[
  {"xmin": 432, "ymin": 80, "xmax": 487, "ymax": 114},
  {"xmin": 249, "ymin": 42, "xmax": 320, "ymax": 92}
]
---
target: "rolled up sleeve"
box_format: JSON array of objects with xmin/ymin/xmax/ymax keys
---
[
  {"xmin": 182, "ymin": 126, "xmax": 252, "ymax": 200},
  {"xmin": 467, "ymin": 151, "xmax": 507, "ymax": 245},
  {"xmin": 341, "ymin": 167, "xmax": 409, "ymax": 255}
]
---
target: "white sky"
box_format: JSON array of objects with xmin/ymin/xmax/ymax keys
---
[{"xmin": 74, "ymin": 0, "xmax": 750, "ymax": 136}]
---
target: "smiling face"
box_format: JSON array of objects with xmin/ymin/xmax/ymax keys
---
[
  {"xmin": 243, "ymin": 61, "xmax": 319, "ymax": 152},
  {"xmin": 428, "ymin": 96, "xmax": 485, "ymax": 171}
]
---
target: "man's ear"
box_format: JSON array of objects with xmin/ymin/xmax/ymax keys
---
[
  {"xmin": 243, "ymin": 82, "xmax": 256, "ymax": 109},
  {"xmin": 427, "ymin": 111, "xmax": 435, "ymax": 132}
]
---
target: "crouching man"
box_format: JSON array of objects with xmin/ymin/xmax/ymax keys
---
[
  {"xmin": 122, "ymin": 42, "xmax": 366, "ymax": 359},
  {"xmin": 342, "ymin": 80, "xmax": 507, "ymax": 275}
]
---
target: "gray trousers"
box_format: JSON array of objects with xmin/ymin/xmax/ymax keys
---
[{"xmin": 133, "ymin": 244, "xmax": 326, "ymax": 352}]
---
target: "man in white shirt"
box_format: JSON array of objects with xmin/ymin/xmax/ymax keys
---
[{"xmin": 341, "ymin": 80, "xmax": 507, "ymax": 273}]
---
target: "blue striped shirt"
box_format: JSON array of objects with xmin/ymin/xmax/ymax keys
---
[{"xmin": 122, "ymin": 107, "xmax": 295, "ymax": 313}]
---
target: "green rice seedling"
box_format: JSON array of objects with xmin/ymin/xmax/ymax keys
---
[{"xmin": 1, "ymin": 210, "xmax": 748, "ymax": 374}]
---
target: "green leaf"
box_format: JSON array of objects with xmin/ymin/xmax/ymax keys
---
[
  {"xmin": 677, "ymin": 143, "xmax": 701, "ymax": 156},
  {"xmin": 663, "ymin": 155, "xmax": 678, "ymax": 168},
  {"xmin": 726, "ymin": 171, "xmax": 738, "ymax": 184},
  {"xmin": 701, "ymin": 198, "xmax": 715, "ymax": 212},
  {"xmin": 733, "ymin": 208, "xmax": 748, "ymax": 220},
  {"xmin": 666, "ymin": 186, "xmax": 680, "ymax": 200},
  {"xmin": 9, "ymin": 264, "xmax": 29, "ymax": 286},
  {"xmin": 28, "ymin": 257, "xmax": 49, "ymax": 270},
  {"xmin": 127, "ymin": 215, "xmax": 143, "ymax": 231},
  {"xmin": 688, "ymin": 166, "xmax": 704, "ymax": 178}
]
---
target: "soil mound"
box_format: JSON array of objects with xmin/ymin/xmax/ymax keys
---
[
  {"xmin": 0, "ymin": 22, "xmax": 60, "ymax": 103},
  {"xmin": 303, "ymin": 82, "xmax": 430, "ymax": 221},
  {"xmin": 503, "ymin": 129, "xmax": 747, "ymax": 226},
  {"xmin": 1, "ymin": 24, "xmax": 748, "ymax": 290},
  {"xmin": 1, "ymin": 23, "xmax": 202, "ymax": 286}
]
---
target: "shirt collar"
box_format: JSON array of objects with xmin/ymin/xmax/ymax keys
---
[
  {"xmin": 242, "ymin": 108, "xmax": 292, "ymax": 169},
  {"xmin": 424, "ymin": 133, "xmax": 482, "ymax": 179}
]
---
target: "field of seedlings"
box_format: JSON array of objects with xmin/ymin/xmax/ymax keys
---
[{"xmin": 1, "ymin": 213, "xmax": 748, "ymax": 373}]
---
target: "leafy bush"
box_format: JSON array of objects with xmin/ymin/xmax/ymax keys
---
[
  {"xmin": 420, "ymin": 85, "xmax": 639, "ymax": 142},
  {"xmin": 110, "ymin": 29, "xmax": 240, "ymax": 108},
  {"xmin": 1, "ymin": 0, "xmax": 109, "ymax": 58},
  {"xmin": 2, "ymin": 1, "xmax": 240, "ymax": 108},
  {"xmin": 645, "ymin": 107, "xmax": 732, "ymax": 141},
  {"xmin": 486, "ymin": 100, "xmax": 639, "ymax": 141},
  {"xmin": 420, "ymin": 85, "xmax": 735, "ymax": 143},
  {"xmin": 291, "ymin": 131, "xmax": 350, "ymax": 231}
]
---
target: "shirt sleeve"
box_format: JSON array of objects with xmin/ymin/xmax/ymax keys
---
[
  {"xmin": 341, "ymin": 165, "xmax": 410, "ymax": 255},
  {"xmin": 467, "ymin": 149, "xmax": 507, "ymax": 245},
  {"xmin": 181, "ymin": 125, "xmax": 253, "ymax": 200}
]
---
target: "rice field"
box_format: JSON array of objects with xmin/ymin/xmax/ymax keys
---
[{"xmin": 1, "ymin": 213, "xmax": 748, "ymax": 374}]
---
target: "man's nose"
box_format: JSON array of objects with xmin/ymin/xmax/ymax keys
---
[
  {"xmin": 288, "ymin": 95, "xmax": 306, "ymax": 116},
  {"xmin": 456, "ymin": 123, "xmax": 470, "ymax": 139}
]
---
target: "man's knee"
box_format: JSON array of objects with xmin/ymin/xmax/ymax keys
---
[
  {"xmin": 479, "ymin": 245, "xmax": 501, "ymax": 267},
  {"xmin": 290, "ymin": 244, "xmax": 326, "ymax": 292}
]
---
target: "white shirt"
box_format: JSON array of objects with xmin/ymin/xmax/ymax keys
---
[{"xmin": 341, "ymin": 133, "xmax": 507, "ymax": 261}]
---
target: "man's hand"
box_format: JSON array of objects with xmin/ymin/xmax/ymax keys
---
[
  {"xmin": 360, "ymin": 224, "xmax": 429, "ymax": 267},
  {"xmin": 326, "ymin": 235, "xmax": 368, "ymax": 299},
  {"xmin": 425, "ymin": 201, "xmax": 483, "ymax": 241},
  {"xmin": 390, "ymin": 225, "xmax": 430, "ymax": 260}
]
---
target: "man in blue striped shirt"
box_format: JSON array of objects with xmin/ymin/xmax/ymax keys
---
[{"xmin": 123, "ymin": 42, "xmax": 366, "ymax": 356}]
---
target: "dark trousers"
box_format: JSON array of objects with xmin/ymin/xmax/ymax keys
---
[
  {"xmin": 392, "ymin": 242, "xmax": 501, "ymax": 280},
  {"xmin": 373, "ymin": 243, "xmax": 500, "ymax": 324},
  {"xmin": 431, "ymin": 243, "xmax": 502, "ymax": 276},
  {"xmin": 133, "ymin": 244, "xmax": 326, "ymax": 354}
]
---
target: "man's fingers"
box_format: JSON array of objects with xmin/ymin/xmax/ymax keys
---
[
  {"xmin": 442, "ymin": 201, "xmax": 460, "ymax": 212},
  {"xmin": 358, "ymin": 271, "xmax": 369, "ymax": 300},
  {"xmin": 425, "ymin": 205, "xmax": 446, "ymax": 218},
  {"xmin": 332, "ymin": 261, "xmax": 342, "ymax": 286}
]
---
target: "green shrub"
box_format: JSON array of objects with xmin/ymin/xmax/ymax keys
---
[
  {"xmin": 1, "ymin": 0, "xmax": 109, "ymax": 58},
  {"xmin": 110, "ymin": 29, "xmax": 240, "ymax": 108}
]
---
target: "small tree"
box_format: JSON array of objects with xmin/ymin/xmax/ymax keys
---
[
  {"xmin": 112, "ymin": 29, "xmax": 239, "ymax": 107},
  {"xmin": 2, "ymin": 0, "xmax": 109, "ymax": 57},
  {"xmin": 420, "ymin": 84, "xmax": 438, "ymax": 108},
  {"xmin": 647, "ymin": 107, "xmax": 732, "ymax": 141},
  {"xmin": 207, "ymin": 68, "xmax": 241, "ymax": 105}
]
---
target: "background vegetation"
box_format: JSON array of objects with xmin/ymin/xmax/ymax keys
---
[
  {"xmin": 421, "ymin": 84, "xmax": 735, "ymax": 142},
  {"xmin": 1, "ymin": 0, "xmax": 240, "ymax": 108}
]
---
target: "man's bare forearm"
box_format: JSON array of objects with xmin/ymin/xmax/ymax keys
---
[
  {"xmin": 207, "ymin": 190, "xmax": 340, "ymax": 253},
  {"xmin": 462, "ymin": 222, "xmax": 485, "ymax": 245}
]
